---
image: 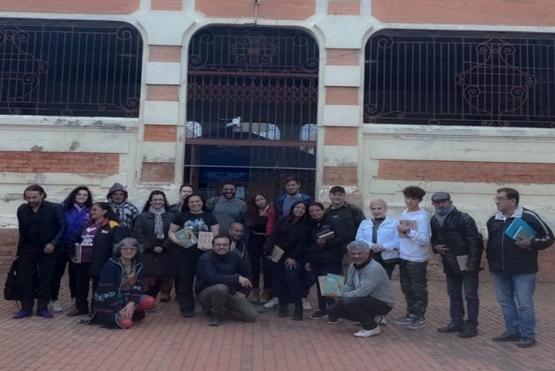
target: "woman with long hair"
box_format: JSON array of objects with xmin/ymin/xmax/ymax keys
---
[
  {"xmin": 133, "ymin": 190, "xmax": 175, "ymax": 300},
  {"xmin": 168, "ymin": 194, "xmax": 219, "ymax": 318},
  {"xmin": 67, "ymin": 202, "xmax": 127, "ymax": 316},
  {"xmin": 50, "ymin": 186, "xmax": 93, "ymax": 313},
  {"xmin": 245, "ymin": 193, "xmax": 275, "ymax": 303}
]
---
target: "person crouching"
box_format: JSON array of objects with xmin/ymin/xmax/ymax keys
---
[
  {"xmin": 91, "ymin": 238, "xmax": 155, "ymax": 329},
  {"xmin": 326, "ymin": 240, "xmax": 395, "ymax": 337}
]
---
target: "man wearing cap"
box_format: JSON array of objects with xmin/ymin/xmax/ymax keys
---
[
  {"xmin": 326, "ymin": 186, "xmax": 365, "ymax": 249},
  {"xmin": 107, "ymin": 183, "xmax": 139, "ymax": 230},
  {"xmin": 430, "ymin": 192, "xmax": 483, "ymax": 338}
]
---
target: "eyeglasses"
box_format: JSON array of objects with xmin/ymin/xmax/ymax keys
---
[{"xmin": 121, "ymin": 247, "xmax": 137, "ymax": 251}]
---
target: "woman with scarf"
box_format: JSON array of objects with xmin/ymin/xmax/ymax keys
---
[
  {"xmin": 68, "ymin": 202, "xmax": 126, "ymax": 316},
  {"xmin": 133, "ymin": 190, "xmax": 175, "ymax": 300},
  {"xmin": 92, "ymin": 237, "xmax": 155, "ymax": 329},
  {"xmin": 50, "ymin": 186, "xmax": 93, "ymax": 313}
]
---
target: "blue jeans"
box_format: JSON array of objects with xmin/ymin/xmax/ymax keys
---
[
  {"xmin": 273, "ymin": 259, "xmax": 304, "ymax": 307},
  {"xmin": 446, "ymin": 270, "xmax": 479, "ymax": 327},
  {"xmin": 491, "ymin": 273, "xmax": 536, "ymax": 338}
]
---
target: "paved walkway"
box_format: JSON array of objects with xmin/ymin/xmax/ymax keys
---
[{"xmin": 0, "ymin": 279, "xmax": 553, "ymax": 371}]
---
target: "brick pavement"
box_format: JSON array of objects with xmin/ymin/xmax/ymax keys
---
[{"xmin": 0, "ymin": 278, "xmax": 553, "ymax": 371}]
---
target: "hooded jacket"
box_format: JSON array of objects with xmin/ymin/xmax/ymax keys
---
[{"xmin": 106, "ymin": 183, "xmax": 139, "ymax": 230}]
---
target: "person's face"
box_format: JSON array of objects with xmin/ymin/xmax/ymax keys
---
[
  {"xmin": 221, "ymin": 184, "xmax": 236, "ymax": 200},
  {"xmin": 284, "ymin": 180, "xmax": 300, "ymax": 196},
  {"xmin": 309, "ymin": 205, "xmax": 324, "ymax": 220},
  {"xmin": 404, "ymin": 196, "xmax": 421, "ymax": 210},
  {"xmin": 254, "ymin": 195, "xmax": 267, "ymax": 209},
  {"xmin": 329, "ymin": 191, "xmax": 346, "ymax": 207},
  {"xmin": 213, "ymin": 238, "xmax": 231, "ymax": 255},
  {"xmin": 110, "ymin": 191, "xmax": 126, "ymax": 204},
  {"xmin": 180, "ymin": 186, "xmax": 193, "ymax": 201},
  {"xmin": 228, "ymin": 224, "xmax": 245, "ymax": 241},
  {"xmin": 495, "ymin": 191, "xmax": 516, "ymax": 214},
  {"xmin": 120, "ymin": 243, "xmax": 138, "ymax": 260},
  {"xmin": 292, "ymin": 203, "xmax": 306, "ymax": 218},
  {"xmin": 188, "ymin": 196, "xmax": 203, "ymax": 213},
  {"xmin": 24, "ymin": 190, "xmax": 44, "ymax": 208},
  {"xmin": 349, "ymin": 247, "xmax": 370, "ymax": 265},
  {"xmin": 74, "ymin": 190, "xmax": 89, "ymax": 205},
  {"xmin": 432, "ymin": 199, "xmax": 451, "ymax": 211},
  {"xmin": 150, "ymin": 194, "xmax": 165, "ymax": 209},
  {"xmin": 370, "ymin": 202, "xmax": 387, "ymax": 219},
  {"xmin": 90, "ymin": 204, "xmax": 108, "ymax": 221}
]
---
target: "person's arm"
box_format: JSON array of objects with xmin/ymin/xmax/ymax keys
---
[
  {"xmin": 49, "ymin": 203, "xmax": 66, "ymax": 247},
  {"xmin": 263, "ymin": 218, "xmax": 282, "ymax": 255},
  {"xmin": 196, "ymin": 255, "xmax": 239, "ymax": 286},
  {"xmin": 342, "ymin": 266, "xmax": 354, "ymax": 293},
  {"xmin": 127, "ymin": 265, "xmax": 145, "ymax": 305},
  {"xmin": 288, "ymin": 223, "xmax": 311, "ymax": 260},
  {"xmin": 406, "ymin": 213, "xmax": 431, "ymax": 247},
  {"xmin": 380, "ymin": 220, "xmax": 400, "ymax": 251},
  {"xmin": 168, "ymin": 222, "xmax": 183, "ymax": 246},
  {"xmin": 132, "ymin": 215, "xmax": 152, "ymax": 251},
  {"xmin": 462, "ymin": 214, "xmax": 483, "ymax": 270},
  {"xmin": 342, "ymin": 266, "xmax": 382, "ymax": 298},
  {"xmin": 95, "ymin": 262, "xmax": 122, "ymax": 311},
  {"xmin": 352, "ymin": 206, "xmax": 366, "ymax": 230},
  {"xmin": 526, "ymin": 212, "xmax": 555, "ymax": 251}
]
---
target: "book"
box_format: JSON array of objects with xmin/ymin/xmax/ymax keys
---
[
  {"xmin": 319, "ymin": 274, "xmax": 345, "ymax": 297},
  {"xmin": 504, "ymin": 218, "xmax": 537, "ymax": 241},
  {"xmin": 197, "ymin": 231, "xmax": 214, "ymax": 251},
  {"xmin": 72, "ymin": 243, "xmax": 82, "ymax": 264},
  {"xmin": 381, "ymin": 248, "xmax": 400, "ymax": 261},
  {"xmin": 270, "ymin": 245, "xmax": 285, "ymax": 263},
  {"xmin": 174, "ymin": 227, "xmax": 198, "ymax": 248},
  {"xmin": 456, "ymin": 255, "xmax": 468, "ymax": 272},
  {"xmin": 398, "ymin": 219, "xmax": 417, "ymax": 239}
]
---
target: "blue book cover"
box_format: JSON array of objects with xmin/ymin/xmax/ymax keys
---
[
  {"xmin": 324, "ymin": 274, "xmax": 345, "ymax": 297},
  {"xmin": 505, "ymin": 218, "xmax": 537, "ymax": 241}
]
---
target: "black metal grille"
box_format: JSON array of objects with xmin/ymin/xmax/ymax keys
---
[
  {"xmin": 185, "ymin": 26, "xmax": 319, "ymax": 198},
  {"xmin": 0, "ymin": 18, "xmax": 143, "ymax": 117},
  {"xmin": 364, "ymin": 29, "xmax": 555, "ymax": 128}
]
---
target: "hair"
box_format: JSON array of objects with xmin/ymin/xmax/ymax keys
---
[
  {"xmin": 142, "ymin": 190, "xmax": 169, "ymax": 213},
  {"xmin": 179, "ymin": 183, "xmax": 195, "ymax": 193},
  {"xmin": 369, "ymin": 198, "xmax": 387, "ymax": 209},
  {"xmin": 283, "ymin": 175, "xmax": 300, "ymax": 185},
  {"xmin": 346, "ymin": 240, "xmax": 375, "ymax": 259},
  {"xmin": 220, "ymin": 181, "xmax": 236, "ymax": 189},
  {"xmin": 247, "ymin": 193, "xmax": 268, "ymax": 220},
  {"xmin": 402, "ymin": 186, "xmax": 426, "ymax": 201},
  {"xmin": 63, "ymin": 186, "xmax": 93, "ymax": 211},
  {"xmin": 497, "ymin": 187, "xmax": 520, "ymax": 206},
  {"xmin": 113, "ymin": 237, "xmax": 141, "ymax": 257},
  {"xmin": 288, "ymin": 200, "xmax": 308, "ymax": 222},
  {"xmin": 23, "ymin": 184, "xmax": 47, "ymax": 199},
  {"xmin": 228, "ymin": 222, "xmax": 245, "ymax": 232},
  {"xmin": 181, "ymin": 193, "xmax": 207, "ymax": 213},
  {"xmin": 212, "ymin": 234, "xmax": 231, "ymax": 245},
  {"xmin": 92, "ymin": 202, "xmax": 120, "ymax": 222}
]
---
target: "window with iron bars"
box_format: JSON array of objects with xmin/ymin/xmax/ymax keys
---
[
  {"xmin": 364, "ymin": 29, "xmax": 555, "ymax": 128},
  {"xmin": 0, "ymin": 18, "xmax": 143, "ymax": 117}
]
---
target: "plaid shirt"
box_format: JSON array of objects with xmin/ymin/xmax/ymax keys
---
[{"xmin": 110, "ymin": 201, "xmax": 139, "ymax": 229}]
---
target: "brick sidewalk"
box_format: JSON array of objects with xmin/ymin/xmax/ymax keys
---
[{"xmin": 0, "ymin": 279, "xmax": 553, "ymax": 371}]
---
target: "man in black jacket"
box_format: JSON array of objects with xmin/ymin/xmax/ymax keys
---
[
  {"xmin": 430, "ymin": 192, "xmax": 483, "ymax": 338},
  {"xmin": 487, "ymin": 187, "xmax": 553, "ymax": 348},
  {"xmin": 14, "ymin": 185, "xmax": 65, "ymax": 319},
  {"xmin": 196, "ymin": 235, "xmax": 257, "ymax": 326}
]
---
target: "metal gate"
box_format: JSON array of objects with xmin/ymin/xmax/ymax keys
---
[{"xmin": 185, "ymin": 25, "xmax": 319, "ymax": 199}]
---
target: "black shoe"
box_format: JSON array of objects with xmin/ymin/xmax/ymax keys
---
[
  {"xmin": 516, "ymin": 337, "xmax": 537, "ymax": 348},
  {"xmin": 181, "ymin": 310, "xmax": 195, "ymax": 318},
  {"xmin": 310, "ymin": 310, "xmax": 326, "ymax": 320},
  {"xmin": 208, "ymin": 314, "xmax": 221, "ymax": 327},
  {"xmin": 67, "ymin": 309, "xmax": 88, "ymax": 317},
  {"xmin": 292, "ymin": 305, "xmax": 303, "ymax": 321},
  {"xmin": 458, "ymin": 327, "xmax": 478, "ymax": 338},
  {"xmin": 492, "ymin": 332, "xmax": 521, "ymax": 342},
  {"xmin": 437, "ymin": 322, "xmax": 464, "ymax": 333},
  {"xmin": 278, "ymin": 306, "xmax": 288, "ymax": 317}
]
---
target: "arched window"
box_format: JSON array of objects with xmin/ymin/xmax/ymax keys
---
[
  {"xmin": 364, "ymin": 29, "xmax": 555, "ymax": 128},
  {"xmin": 0, "ymin": 18, "xmax": 143, "ymax": 117}
]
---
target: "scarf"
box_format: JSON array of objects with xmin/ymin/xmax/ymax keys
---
[
  {"xmin": 434, "ymin": 206, "xmax": 454, "ymax": 227},
  {"xmin": 149, "ymin": 206, "xmax": 166, "ymax": 240}
]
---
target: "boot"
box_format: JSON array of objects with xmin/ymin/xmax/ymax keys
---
[
  {"xmin": 292, "ymin": 305, "xmax": 303, "ymax": 321},
  {"xmin": 248, "ymin": 288, "xmax": 260, "ymax": 303},
  {"xmin": 259, "ymin": 289, "xmax": 271, "ymax": 304}
]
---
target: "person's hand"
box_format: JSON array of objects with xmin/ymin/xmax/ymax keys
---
[
  {"xmin": 238, "ymin": 276, "xmax": 252, "ymax": 288},
  {"xmin": 284, "ymin": 258, "xmax": 298, "ymax": 269},
  {"xmin": 304, "ymin": 262, "xmax": 311, "ymax": 271},
  {"xmin": 397, "ymin": 224, "xmax": 410, "ymax": 234},
  {"xmin": 515, "ymin": 238, "xmax": 532, "ymax": 250},
  {"xmin": 234, "ymin": 292, "xmax": 246, "ymax": 299},
  {"xmin": 153, "ymin": 246, "xmax": 163, "ymax": 253},
  {"xmin": 371, "ymin": 244, "xmax": 385, "ymax": 253},
  {"xmin": 43, "ymin": 243, "xmax": 55, "ymax": 254},
  {"xmin": 434, "ymin": 244, "xmax": 449, "ymax": 255}
]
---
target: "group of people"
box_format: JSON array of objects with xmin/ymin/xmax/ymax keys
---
[{"xmin": 10, "ymin": 178, "xmax": 553, "ymax": 348}]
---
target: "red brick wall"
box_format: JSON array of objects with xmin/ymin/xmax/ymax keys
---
[
  {"xmin": 323, "ymin": 166, "xmax": 357, "ymax": 185},
  {"xmin": 151, "ymin": 0, "xmax": 182, "ymax": 11},
  {"xmin": 141, "ymin": 162, "xmax": 174, "ymax": 182},
  {"xmin": 149, "ymin": 46, "xmax": 182, "ymax": 63},
  {"xmin": 0, "ymin": 152, "xmax": 119, "ymax": 175},
  {"xmin": 372, "ymin": 0, "xmax": 555, "ymax": 26},
  {"xmin": 143, "ymin": 125, "xmax": 177, "ymax": 142},
  {"xmin": 146, "ymin": 85, "xmax": 179, "ymax": 101},
  {"xmin": 196, "ymin": 0, "xmax": 315, "ymax": 20},
  {"xmin": 378, "ymin": 160, "xmax": 555, "ymax": 184},
  {"xmin": 328, "ymin": 0, "xmax": 360, "ymax": 15},
  {"xmin": 0, "ymin": 0, "xmax": 139, "ymax": 14},
  {"xmin": 324, "ymin": 127, "xmax": 358, "ymax": 146}
]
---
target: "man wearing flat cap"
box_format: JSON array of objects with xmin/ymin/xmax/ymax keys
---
[{"xmin": 430, "ymin": 192, "xmax": 483, "ymax": 338}]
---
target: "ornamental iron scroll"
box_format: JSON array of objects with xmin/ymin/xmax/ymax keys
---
[
  {"xmin": 0, "ymin": 18, "xmax": 143, "ymax": 117},
  {"xmin": 363, "ymin": 30, "xmax": 555, "ymax": 128}
]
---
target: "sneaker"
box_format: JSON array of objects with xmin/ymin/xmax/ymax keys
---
[
  {"xmin": 302, "ymin": 298, "xmax": 312, "ymax": 311},
  {"xmin": 374, "ymin": 315, "xmax": 387, "ymax": 326},
  {"xmin": 13, "ymin": 309, "xmax": 33, "ymax": 319},
  {"xmin": 263, "ymin": 297, "xmax": 279, "ymax": 309},
  {"xmin": 36, "ymin": 308, "xmax": 54, "ymax": 319},
  {"xmin": 407, "ymin": 317, "xmax": 425, "ymax": 330},
  {"xmin": 516, "ymin": 337, "xmax": 537, "ymax": 348},
  {"xmin": 327, "ymin": 317, "xmax": 341, "ymax": 325},
  {"xmin": 492, "ymin": 332, "xmax": 521, "ymax": 342},
  {"xmin": 437, "ymin": 322, "xmax": 464, "ymax": 333},
  {"xmin": 49, "ymin": 300, "xmax": 63, "ymax": 313},
  {"xmin": 354, "ymin": 326, "xmax": 381, "ymax": 338},
  {"xmin": 393, "ymin": 315, "xmax": 415, "ymax": 325},
  {"xmin": 310, "ymin": 310, "xmax": 326, "ymax": 319}
]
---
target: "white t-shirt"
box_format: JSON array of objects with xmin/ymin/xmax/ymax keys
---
[{"xmin": 398, "ymin": 208, "xmax": 431, "ymax": 262}]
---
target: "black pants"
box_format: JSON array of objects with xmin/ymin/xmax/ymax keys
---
[
  {"xmin": 374, "ymin": 255, "xmax": 399, "ymax": 280},
  {"xmin": 17, "ymin": 246, "xmax": 56, "ymax": 312},
  {"xmin": 446, "ymin": 269, "xmax": 480, "ymax": 328},
  {"xmin": 50, "ymin": 253, "xmax": 68, "ymax": 301},
  {"xmin": 74, "ymin": 263, "xmax": 99, "ymax": 313},
  {"xmin": 175, "ymin": 247, "xmax": 203, "ymax": 313},
  {"xmin": 247, "ymin": 234, "xmax": 272, "ymax": 290},
  {"xmin": 400, "ymin": 259, "xmax": 428, "ymax": 319},
  {"xmin": 272, "ymin": 258, "xmax": 304, "ymax": 307},
  {"xmin": 311, "ymin": 261, "xmax": 343, "ymax": 311},
  {"xmin": 327, "ymin": 296, "xmax": 393, "ymax": 330}
]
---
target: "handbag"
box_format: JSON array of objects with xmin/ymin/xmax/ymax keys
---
[{"xmin": 4, "ymin": 257, "xmax": 20, "ymax": 301}]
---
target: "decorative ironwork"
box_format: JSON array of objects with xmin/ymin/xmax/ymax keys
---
[
  {"xmin": 0, "ymin": 18, "xmax": 143, "ymax": 117},
  {"xmin": 363, "ymin": 30, "xmax": 555, "ymax": 128}
]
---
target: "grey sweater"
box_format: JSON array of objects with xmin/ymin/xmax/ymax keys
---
[{"xmin": 343, "ymin": 259, "xmax": 395, "ymax": 306}]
